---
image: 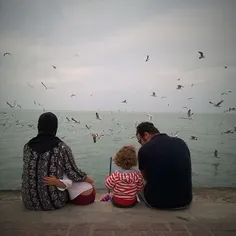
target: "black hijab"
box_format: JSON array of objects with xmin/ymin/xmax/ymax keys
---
[{"xmin": 27, "ymin": 112, "xmax": 62, "ymax": 154}]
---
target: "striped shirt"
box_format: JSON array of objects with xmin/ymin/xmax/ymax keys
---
[{"xmin": 105, "ymin": 169, "xmax": 144, "ymax": 205}]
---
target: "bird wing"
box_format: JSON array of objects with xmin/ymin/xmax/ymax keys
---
[
  {"xmin": 216, "ymin": 100, "xmax": 224, "ymax": 106},
  {"xmin": 6, "ymin": 102, "xmax": 13, "ymax": 108},
  {"xmin": 198, "ymin": 51, "xmax": 203, "ymax": 56},
  {"xmin": 41, "ymin": 82, "xmax": 47, "ymax": 89}
]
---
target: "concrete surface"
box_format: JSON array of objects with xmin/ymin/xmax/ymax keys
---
[{"xmin": 0, "ymin": 188, "xmax": 236, "ymax": 235}]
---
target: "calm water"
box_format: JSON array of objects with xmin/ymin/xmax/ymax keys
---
[{"xmin": 0, "ymin": 109, "xmax": 236, "ymax": 190}]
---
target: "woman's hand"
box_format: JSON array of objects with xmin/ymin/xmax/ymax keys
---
[
  {"xmin": 43, "ymin": 176, "xmax": 60, "ymax": 187},
  {"xmin": 84, "ymin": 175, "xmax": 94, "ymax": 186}
]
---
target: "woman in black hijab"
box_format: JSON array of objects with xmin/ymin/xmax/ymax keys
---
[{"xmin": 22, "ymin": 112, "xmax": 91, "ymax": 211}]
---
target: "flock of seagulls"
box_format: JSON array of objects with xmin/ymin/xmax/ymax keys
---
[{"xmin": 1, "ymin": 51, "xmax": 236, "ymax": 171}]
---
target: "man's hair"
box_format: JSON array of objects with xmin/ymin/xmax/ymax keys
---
[
  {"xmin": 114, "ymin": 145, "xmax": 137, "ymax": 170},
  {"xmin": 136, "ymin": 122, "xmax": 160, "ymax": 137}
]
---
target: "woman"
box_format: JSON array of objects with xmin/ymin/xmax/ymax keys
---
[{"xmin": 22, "ymin": 112, "xmax": 94, "ymax": 211}]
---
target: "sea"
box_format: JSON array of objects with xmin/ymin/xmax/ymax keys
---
[{"xmin": 0, "ymin": 109, "xmax": 236, "ymax": 190}]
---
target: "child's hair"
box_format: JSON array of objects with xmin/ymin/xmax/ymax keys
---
[{"xmin": 114, "ymin": 145, "xmax": 137, "ymax": 170}]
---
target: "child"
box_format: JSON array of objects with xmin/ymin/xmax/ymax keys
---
[
  {"xmin": 43, "ymin": 175, "xmax": 96, "ymax": 205},
  {"xmin": 105, "ymin": 145, "xmax": 144, "ymax": 208}
]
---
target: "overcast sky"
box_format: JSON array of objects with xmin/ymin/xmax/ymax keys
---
[{"xmin": 0, "ymin": 0, "xmax": 235, "ymax": 113}]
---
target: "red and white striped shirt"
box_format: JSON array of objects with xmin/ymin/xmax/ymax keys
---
[{"xmin": 105, "ymin": 169, "xmax": 144, "ymax": 205}]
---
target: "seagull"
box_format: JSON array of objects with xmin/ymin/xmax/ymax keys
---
[
  {"xmin": 188, "ymin": 97, "xmax": 194, "ymax": 100},
  {"xmin": 52, "ymin": 65, "xmax": 56, "ymax": 69},
  {"xmin": 96, "ymin": 112, "xmax": 101, "ymax": 120},
  {"xmin": 33, "ymin": 101, "xmax": 37, "ymax": 105},
  {"xmin": 187, "ymin": 109, "xmax": 194, "ymax": 118},
  {"xmin": 91, "ymin": 133, "xmax": 97, "ymax": 143},
  {"xmin": 66, "ymin": 117, "xmax": 70, "ymax": 122},
  {"xmin": 17, "ymin": 104, "xmax": 22, "ymax": 109},
  {"xmin": 177, "ymin": 78, "xmax": 181, "ymax": 81},
  {"xmin": 3, "ymin": 53, "xmax": 11, "ymax": 56},
  {"xmin": 209, "ymin": 99, "xmax": 224, "ymax": 107},
  {"xmin": 121, "ymin": 100, "xmax": 127, "ymax": 103},
  {"xmin": 214, "ymin": 149, "xmax": 219, "ymax": 158},
  {"xmin": 85, "ymin": 125, "xmax": 91, "ymax": 130},
  {"xmin": 71, "ymin": 94, "xmax": 76, "ymax": 97},
  {"xmin": 224, "ymin": 66, "xmax": 227, "ymax": 69},
  {"xmin": 147, "ymin": 114, "xmax": 153, "ymax": 121},
  {"xmin": 190, "ymin": 136, "xmax": 198, "ymax": 140},
  {"xmin": 191, "ymin": 83, "xmax": 194, "ymax": 87},
  {"xmin": 6, "ymin": 101, "xmax": 16, "ymax": 108},
  {"xmin": 41, "ymin": 82, "xmax": 48, "ymax": 90},
  {"xmin": 221, "ymin": 129, "xmax": 234, "ymax": 134},
  {"xmin": 145, "ymin": 55, "xmax": 149, "ymax": 62},
  {"xmin": 177, "ymin": 85, "xmax": 184, "ymax": 90},
  {"xmin": 221, "ymin": 92, "xmax": 228, "ymax": 95},
  {"xmin": 71, "ymin": 118, "xmax": 80, "ymax": 124},
  {"xmin": 198, "ymin": 51, "xmax": 205, "ymax": 59},
  {"xmin": 27, "ymin": 83, "xmax": 34, "ymax": 88},
  {"xmin": 151, "ymin": 92, "xmax": 156, "ymax": 97}
]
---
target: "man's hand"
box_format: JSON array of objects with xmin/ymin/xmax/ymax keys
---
[{"xmin": 43, "ymin": 176, "xmax": 59, "ymax": 187}]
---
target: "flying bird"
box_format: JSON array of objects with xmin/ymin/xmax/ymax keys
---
[
  {"xmin": 147, "ymin": 114, "xmax": 153, "ymax": 121},
  {"xmin": 85, "ymin": 125, "xmax": 91, "ymax": 130},
  {"xmin": 177, "ymin": 78, "xmax": 181, "ymax": 81},
  {"xmin": 41, "ymin": 82, "xmax": 48, "ymax": 90},
  {"xmin": 198, "ymin": 51, "xmax": 205, "ymax": 59},
  {"xmin": 52, "ymin": 65, "xmax": 56, "ymax": 69},
  {"xmin": 214, "ymin": 149, "xmax": 219, "ymax": 158},
  {"xmin": 71, "ymin": 118, "xmax": 80, "ymax": 124},
  {"xmin": 224, "ymin": 66, "xmax": 227, "ymax": 69},
  {"xmin": 209, "ymin": 99, "xmax": 224, "ymax": 107},
  {"xmin": 3, "ymin": 53, "xmax": 11, "ymax": 56},
  {"xmin": 71, "ymin": 94, "xmax": 76, "ymax": 97},
  {"xmin": 177, "ymin": 85, "xmax": 184, "ymax": 90},
  {"xmin": 66, "ymin": 117, "xmax": 70, "ymax": 122},
  {"xmin": 145, "ymin": 55, "xmax": 149, "ymax": 62},
  {"xmin": 17, "ymin": 105, "xmax": 22, "ymax": 109},
  {"xmin": 151, "ymin": 92, "xmax": 156, "ymax": 97},
  {"xmin": 6, "ymin": 101, "xmax": 16, "ymax": 108},
  {"xmin": 187, "ymin": 109, "xmax": 194, "ymax": 118},
  {"xmin": 188, "ymin": 97, "xmax": 194, "ymax": 100},
  {"xmin": 161, "ymin": 96, "xmax": 166, "ymax": 99},
  {"xmin": 96, "ymin": 112, "xmax": 101, "ymax": 120},
  {"xmin": 121, "ymin": 100, "xmax": 127, "ymax": 103},
  {"xmin": 27, "ymin": 83, "xmax": 34, "ymax": 88},
  {"xmin": 190, "ymin": 136, "xmax": 198, "ymax": 140},
  {"xmin": 191, "ymin": 83, "xmax": 194, "ymax": 87}
]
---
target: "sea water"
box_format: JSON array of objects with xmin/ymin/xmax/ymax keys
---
[{"xmin": 0, "ymin": 109, "xmax": 236, "ymax": 189}]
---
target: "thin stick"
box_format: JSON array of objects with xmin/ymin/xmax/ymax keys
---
[{"xmin": 108, "ymin": 156, "xmax": 112, "ymax": 194}]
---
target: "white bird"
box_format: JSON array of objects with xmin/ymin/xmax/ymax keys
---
[{"xmin": 147, "ymin": 114, "xmax": 153, "ymax": 121}]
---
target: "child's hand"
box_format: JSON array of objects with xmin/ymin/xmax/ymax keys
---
[{"xmin": 43, "ymin": 176, "xmax": 59, "ymax": 186}]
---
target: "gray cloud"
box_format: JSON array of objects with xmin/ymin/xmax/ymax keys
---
[{"xmin": 0, "ymin": 0, "xmax": 236, "ymax": 112}]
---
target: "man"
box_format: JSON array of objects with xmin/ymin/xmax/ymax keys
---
[{"xmin": 136, "ymin": 122, "xmax": 192, "ymax": 209}]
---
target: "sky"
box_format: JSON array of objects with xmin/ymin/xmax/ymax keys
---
[{"xmin": 0, "ymin": 0, "xmax": 236, "ymax": 113}]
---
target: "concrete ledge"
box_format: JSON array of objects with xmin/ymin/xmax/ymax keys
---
[{"xmin": 0, "ymin": 188, "xmax": 236, "ymax": 235}]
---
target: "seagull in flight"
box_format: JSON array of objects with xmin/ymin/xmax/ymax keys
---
[
  {"xmin": 188, "ymin": 97, "xmax": 194, "ymax": 100},
  {"xmin": 177, "ymin": 85, "xmax": 184, "ymax": 90},
  {"xmin": 41, "ymin": 82, "xmax": 48, "ymax": 90},
  {"xmin": 209, "ymin": 99, "xmax": 224, "ymax": 107},
  {"xmin": 85, "ymin": 125, "xmax": 91, "ymax": 130},
  {"xmin": 96, "ymin": 112, "xmax": 101, "ymax": 120},
  {"xmin": 198, "ymin": 51, "xmax": 205, "ymax": 59},
  {"xmin": 3, "ymin": 53, "xmax": 11, "ymax": 57},
  {"xmin": 121, "ymin": 100, "xmax": 127, "ymax": 103},
  {"xmin": 187, "ymin": 109, "xmax": 194, "ymax": 118},
  {"xmin": 190, "ymin": 136, "xmax": 198, "ymax": 140},
  {"xmin": 71, "ymin": 94, "xmax": 76, "ymax": 97},
  {"xmin": 52, "ymin": 65, "xmax": 56, "ymax": 69},
  {"xmin": 151, "ymin": 92, "xmax": 156, "ymax": 97},
  {"xmin": 191, "ymin": 83, "xmax": 194, "ymax": 87},
  {"xmin": 147, "ymin": 114, "xmax": 153, "ymax": 121},
  {"xmin": 6, "ymin": 101, "xmax": 16, "ymax": 108},
  {"xmin": 27, "ymin": 83, "xmax": 34, "ymax": 88},
  {"xmin": 66, "ymin": 117, "xmax": 70, "ymax": 122},
  {"xmin": 71, "ymin": 118, "xmax": 80, "ymax": 124},
  {"xmin": 145, "ymin": 55, "xmax": 149, "ymax": 62}
]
